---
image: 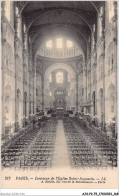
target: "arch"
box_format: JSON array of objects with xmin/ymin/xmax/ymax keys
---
[
  {"xmin": 5, "ymin": 84, "xmax": 12, "ymax": 95},
  {"xmin": 44, "ymin": 63, "xmax": 76, "ymax": 109},
  {"xmin": 3, "ymin": 42, "xmax": 14, "ymax": 72},
  {"xmin": 35, "ymin": 35, "xmax": 84, "ymax": 59},
  {"xmin": 34, "ymin": 25, "xmax": 86, "ymax": 60},
  {"xmin": 107, "ymin": 83, "xmax": 116, "ymax": 97},
  {"xmin": 4, "ymin": 84, "xmax": 13, "ymax": 126},
  {"xmin": 98, "ymin": 55, "xmax": 103, "ymax": 81},
  {"xmin": 16, "ymin": 56, "xmax": 22, "ymax": 79},
  {"xmin": 106, "ymin": 41, "xmax": 115, "ymax": 75},
  {"xmin": 21, "ymin": 1, "xmax": 98, "ymax": 16},
  {"xmin": 44, "ymin": 63, "xmax": 76, "ymax": 81},
  {"xmin": 106, "ymin": 83, "xmax": 116, "ymax": 119},
  {"xmin": 106, "ymin": 41, "xmax": 115, "ymax": 54},
  {"xmin": 27, "ymin": 8, "xmax": 92, "ymax": 32},
  {"xmin": 98, "ymin": 88, "xmax": 103, "ymax": 99}
]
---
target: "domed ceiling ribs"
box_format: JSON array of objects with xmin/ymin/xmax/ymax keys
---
[
  {"xmin": 24, "ymin": 8, "xmax": 96, "ymax": 32},
  {"xmin": 32, "ymin": 25, "xmax": 87, "ymax": 60},
  {"xmin": 17, "ymin": 1, "xmax": 101, "ymax": 15},
  {"xmin": 18, "ymin": 1, "xmax": 102, "ymax": 62},
  {"xmin": 16, "ymin": 1, "xmax": 28, "ymax": 14}
]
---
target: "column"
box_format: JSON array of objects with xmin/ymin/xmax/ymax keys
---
[
  {"xmin": 28, "ymin": 68, "xmax": 31, "ymax": 115},
  {"xmin": 92, "ymin": 23, "xmax": 97, "ymax": 116},
  {"xmin": 102, "ymin": 53, "xmax": 105, "ymax": 129},
  {"xmin": 113, "ymin": 1, "xmax": 117, "ymax": 137},
  {"xmin": 33, "ymin": 66, "xmax": 36, "ymax": 114},
  {"xmin": 100, "ymin": 3, "xmax": 105, "ymax": 129},
  {"xmin": 14, "ymin": 5, "xmax": 19, "ymax": 131},
  {"xmin": 84, "ymin": 62, "xmax": 88, "ymax": 104},
  {"xmin": 75, "ymin": 73, "xmax": 79, "ymax": 112},
  {"xmin": 1, "ymin": 2, "xmax": 6, "ymax": 137},
  {"xmin": 28, "ymin": 46, "xmax": 33, "ymax": 117},
  {"xmin": 41, "ymin": 75, "xmax": 44, "ymax": 110}
]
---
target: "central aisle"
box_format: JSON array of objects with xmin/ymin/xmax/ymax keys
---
[{"xmin": 52, "ymin": 120, "xmax": 70, "ymax": 168}]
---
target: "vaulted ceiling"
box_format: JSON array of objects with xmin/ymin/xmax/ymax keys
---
[{"xmin": 16, "ymin": 1, "xmax": 103, "ymax": 59}]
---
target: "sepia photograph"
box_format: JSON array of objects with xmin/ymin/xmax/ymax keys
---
[{"xmin": 0, "ymin": 0, "xmax": 118, "ymax": 193}]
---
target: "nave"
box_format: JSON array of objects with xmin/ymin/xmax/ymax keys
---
[{"xmin": 1, "ymin": 118, "xmax": 117, "ymax": 169}]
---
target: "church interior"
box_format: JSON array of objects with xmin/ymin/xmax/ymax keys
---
[{"xmin": 1, "ymin": 1, "xmax": 118, "ymax": 169}]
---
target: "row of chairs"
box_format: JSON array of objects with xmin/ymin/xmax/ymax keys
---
[
  {"xmin": 73, "ymin": 118, "xmax": 117, "ymax": 167},
  {"xmin": 2, "ymin": 119, "xmax": 57, "ymax": 169},
  {"xmin": 19, "ymin": 119, "xmax": 57, "ymax": 169},
  {"xmin": 63, "ymin": 118, "xmax": 117, "ymax": 168},
  {"xmin": 2, "ymin": 126, "xmax": 40, "ymax": 168}
]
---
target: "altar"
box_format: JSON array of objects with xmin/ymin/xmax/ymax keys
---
[{"xmin": 56, "ymin": 107, "xmax": 64, "ymax": 118}]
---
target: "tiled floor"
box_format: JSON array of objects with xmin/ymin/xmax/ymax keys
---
[{"xmin": 52, "ymin": 120, "xmax": 70, "ymax": 168}]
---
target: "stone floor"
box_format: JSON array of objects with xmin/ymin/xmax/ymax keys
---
[{"xmin": 52, "ymin": 120, "xmax": 70, "ymax": 168}]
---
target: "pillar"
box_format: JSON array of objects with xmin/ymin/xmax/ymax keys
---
[
  {"xmin": 41, "ymin": 75, "xmax": 44, "ymax": 110},
  {"xmin": 14, "ymin": 5, "xmax": 19, "ymax": 131},
  {"xmin": 100, "ymin": 3, "xmax": 105, "ymax": 129},
  {"xmin": 75, "ymin": 73, "xmax": 79, "ymax": 112},
  {"xmin": 1, "ymin": 2, "xmax": 6, "ymax": 137},
  {"xmin": 113, "ymin": 1, "xmax": 117, "ymax": 137},
  {"xmin": 33, "ymin": 66, "xmax": 36, "ymax": 114}
]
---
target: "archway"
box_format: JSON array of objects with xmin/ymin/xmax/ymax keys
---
[
  {"xmin": 107, "ymin": 83, "xmax": 116, "ymax": 121},
  {"xmin": 44, "ymin": 63, "xmax": 76, "ymax": 110},
  {"xmin": 4, "ymin": 84, "xmax": 13, "ymax": 135}
]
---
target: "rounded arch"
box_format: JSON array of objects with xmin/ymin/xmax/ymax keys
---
[
  {"xmin": 98, "ymin": 88, "xmax": 103, "ymax": 99},
  {"xmin": 98, "ymin": 88, "xmax": 104, "ymax": 122},
  {"xmin": 98, "ymin": 55, "xmax": 103, "ymax": 80},
  {"xmin": 44, "ymin": 63, "xmax": 76, "ymax": 109},
  {"xmin": 4, "ymin": 84, "xmax": 13, "ymax": 126},
  {"xmin": 33, "ymin": 25, "xmax": 86, "ymax": 60},
  {"xmin": 107, "ymin": 83, "xmax": 116, "ymax": 97},
  {"xmin": 5, "ymin": 84, "xmax": 12, "ymax": 95},
  {"xmin": 28, "ymin": 8, "xmax": 92, "ymax": 31},
  {"xmin": 3, "ymin": 42, "xmax": 14, "ymax": 72},
  {"xmin": 21, "ymin": 1, "xmax": 98, "ymax": 16},
  {"xmin": 16, "ymin": 56, "xmax": 22, "ymax": 79},
  {"xmin": 106, "ymin": 83, "xmax": 116, "ymax": 120},
  {"xmin": 106, "ymin": 41, "xmax": 115, "ymax": 54},
  {"xmin": 44, "ymin": 63, "xmax": 76, "ymax": 81},
  {"xmin": 106, "ymin": 41, "xmax": 115, "ymax": 75}
]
